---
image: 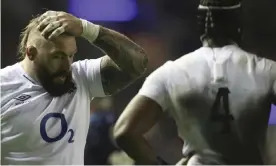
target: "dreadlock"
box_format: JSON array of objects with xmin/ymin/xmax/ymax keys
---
[{"xmin": 197, "ymin": 0, "xmax": 242, "ymax": 45}]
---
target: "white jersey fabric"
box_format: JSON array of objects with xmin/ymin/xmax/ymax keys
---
[
  {"xmin": 139, "ymin": 45, "xmax": 276, "ymax": 164},
  {"xmin": 1, "ymin": 58, "xmax": 106, "ymax": 165}
]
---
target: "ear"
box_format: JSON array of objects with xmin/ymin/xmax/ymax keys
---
[{"xmin": 26, "ymin": 46, "xmax": 38, "ymax": 61}]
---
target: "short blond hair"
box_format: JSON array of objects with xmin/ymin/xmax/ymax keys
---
[{"xmin": 18, "ymin": 15, "xmax": 42, "ymax": 59}]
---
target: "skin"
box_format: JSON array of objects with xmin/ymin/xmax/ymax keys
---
[
  {"xmin": 94, "ymin": 27, "xmax": 148, "ymax": 95},
  {"xmin": 113, "ymin": 35, "xmax": 276, "ymax": 164},
  {"xmin": 21, "ymin": 11, "xmax": 148, "ymax": 96},
  {"xmin": 21, "ymin": 32, "xmax": 76, "ymax": 83},
  {"xmin": 113, "ymin": 95, "xmax": 164, "ymax": 164},
  {"xmin": 111, "ymin": 27, "xmax": 241, "ymax": 164},
  {"xmin": 112, "ymin": 7, "xmax": 276, "ymax": 164}
]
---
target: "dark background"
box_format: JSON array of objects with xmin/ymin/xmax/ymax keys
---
[{"xmin": 2, "ymin": 0, "xmax": 276, "ymax": 164}]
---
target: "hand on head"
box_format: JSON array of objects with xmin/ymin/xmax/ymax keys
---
[{"xmin": 36, "ymin": 11, "xmax": 83, "ymax": 40}]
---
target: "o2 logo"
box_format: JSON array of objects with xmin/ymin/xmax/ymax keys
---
[{"xmin": 40, "ymin": 113, "xmax": 75, "ymax": 143}]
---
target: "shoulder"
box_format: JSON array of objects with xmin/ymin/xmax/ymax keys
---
[
  {"xmin": 0, "ymin": 63, "xmax": 26, "ymax": 87},
  {"xmin": 233, "ymin": 46, "xmax": 276, "ymax": 74},
  {"xmin": 176, "ymin": 48, "xmax": 207, "ymax": 61},
  {"xmin": 140, "ymin": 61, "xmax": 174, "ymax": 96},
  {"xmin": 226, "ymin": 45, "xmax": 265, "ymax": 65},
  {"xmin": 148, "ymin": 49, "xmax": 207, "ymax": 83},
  {"xmin": 71, "ymin": 58, "xmax": 102, "ymax": 73},
  {"xmin": 169, "ymin": 48, "xmax": 210, "ymax": 78},
  {"xmin": 174, "ymin": 47, "xmax": 210, "ymax": 68},
  {"xmin": 0, "ymin": 64, "xmax": 38, "ymax": 107},
  {"xmin": 0, "ymin": 63, "xmax": 20, "ymax": 79},
  {"xmin": 71, "ymin": 58, "xmax": 103, "ymax": 84},
  {"xmin": 146, "ymin": 61, "xmax": 174, "ymax": 82}
]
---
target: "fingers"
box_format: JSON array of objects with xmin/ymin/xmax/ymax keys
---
[
  {"xmin": 48, "ymin": 26, "xmax": 65, "ymax": 40},
  {"xmin": 41, "ymin": 21, "xmax": 62, "ymax": 38},
  {"xmin": 37, "ymin": 16, "xmax": 58, "ymax": 31},
  {"xmin": 37, "ymin": 11, "xmax": 66, "ymax": 39},
  {"xmin": 38, "ymin": 11, "xmax": 59, "ymax": 21}
]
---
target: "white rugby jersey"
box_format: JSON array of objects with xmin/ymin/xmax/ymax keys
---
[
  {"xmin": 139, "ymin": 45, "xmax": 276, "ymax": 164},
  {"xmin": 1, "ymin": 58, "xmax": 106, "ymax": 165}
]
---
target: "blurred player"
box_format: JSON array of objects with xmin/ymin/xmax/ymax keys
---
[
  {"xmin": 113, "ymin": 0, "xmax": 276, "ymax": 164},
  {"xmin": 1, "ymin": 11, "xmax": 147, "ymax": 165},
  {"xmin": 84, "ymin": 98, "xmax": 118, "ymax": 165}
]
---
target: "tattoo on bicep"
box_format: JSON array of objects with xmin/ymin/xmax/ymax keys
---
[
  {"xmin": 94, "ymin": 27, "xmax": 148, "ymax": 78},
  {"xmin": 100, "ymin": 56, "xmax": 134, "ymax": 95}
]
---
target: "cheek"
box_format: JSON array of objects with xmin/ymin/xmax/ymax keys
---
[
  {"xmin": 47, "ymin": 58, "xmax": 65, "ymax": 73},
  {"xmin": 48, "ymin": 60, "xmax": 60, "ymax": 71},
  {"xmin": 36, "ymin": 58, "xmax": 57, "ymax": 76}
]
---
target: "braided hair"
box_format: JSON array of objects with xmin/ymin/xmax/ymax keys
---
[{"xmin": 197, "ymin": 0, "xmax": 242, "ymax": 45}]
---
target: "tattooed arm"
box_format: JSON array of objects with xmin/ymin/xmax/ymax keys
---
[
  {"xmin": 93, "ymin": 27, "xmax": 148, "ymax": 95},
  {"xmin": 35, "ymin": 11, "xmax": 147, "ymax": 96}
]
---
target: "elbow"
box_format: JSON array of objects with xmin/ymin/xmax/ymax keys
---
[
  {"xmin": 113, "ymin": 124, "xmax": 135, "ymax": 148},
  {"xmin": 113, "ymin": 132, "xmax": 131, "ymax": 149},
  {"xmin": 131, "ymin": 50, "xmax": 149, "ymax": 79},
  {"xmin": 139, "ymin": 50, "xmax": 148, "ymax": 75}
]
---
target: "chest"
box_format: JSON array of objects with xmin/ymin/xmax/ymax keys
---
[{"xmin": 2, "ymin": 90, "xmax": 91, "ymax": 147}]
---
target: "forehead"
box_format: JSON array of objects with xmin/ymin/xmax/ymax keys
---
[{"xmin": 44, "ymin": 35, "xmax": 77, "ymax": 54}]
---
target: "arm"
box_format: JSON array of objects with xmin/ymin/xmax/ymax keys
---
[
  {"xmin": 36, "ymin": 11, "xmax": 148, "ymax": 96},
  {"xmin": 85, "ymin": 23, "xmax": 148, "ymax": 95},
  {"xmin": 113, "ymin": 63, "xmax": 170, "ymax": 164},
  {"xmin": 113, "ymin": 95, "xmax": 164, "ymax": 165}
]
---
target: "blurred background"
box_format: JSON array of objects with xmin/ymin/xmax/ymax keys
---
[{"xmin": 2, "ymin": 0, "xmax": 276, "ymax": 164}]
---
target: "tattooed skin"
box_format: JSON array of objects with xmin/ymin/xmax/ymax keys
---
[{"xmin": 94, "ymin": 26, "xmax": 148, "ymax": 95}]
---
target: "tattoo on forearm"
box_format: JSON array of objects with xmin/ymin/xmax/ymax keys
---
[{"xmin": 94, "ymin": 26, "xmax": 148, "ymax": 95}]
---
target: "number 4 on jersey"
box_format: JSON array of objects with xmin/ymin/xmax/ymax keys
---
[{"xmin": 211, "ymin": 87, "xmax": 234, "ymax": 134}]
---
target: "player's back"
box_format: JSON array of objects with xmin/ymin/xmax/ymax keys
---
[{"xmin": 165, "ymin": 45, "xmax": 276, "ymax": 164}]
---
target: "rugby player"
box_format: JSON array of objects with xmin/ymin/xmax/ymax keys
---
[
  {"xmin": 1, "ymin": 10, "xmax": 148, "ymax": 164},
  {"xmin": 113, "ymin": 0, "xmax": 276, "ymax": 164}
]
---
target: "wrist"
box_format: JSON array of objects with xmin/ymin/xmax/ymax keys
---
[{"xmin": 80, "ymin": 19, "xmax": 100, "ymax": 43}]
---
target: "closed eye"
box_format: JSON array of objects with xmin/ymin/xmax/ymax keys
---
[
  {"xmin": 53, "ymin": 54, "xmax": 62, "ymax": 59},
  {"xmin": 52, "ymin": 52, "xmax": 68, "ymax": 59},
  {"xmin": 52, "ymin": 51, "xmax": 76, "ymax": 59}
]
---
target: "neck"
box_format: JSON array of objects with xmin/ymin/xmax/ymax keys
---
[
  {"xmin": 202, "ymin": 37, "xmax": 236, "ymax": 48},
  {"xmin": 20, "ymin": 58, "xmax": 40, "ymax": 83}
]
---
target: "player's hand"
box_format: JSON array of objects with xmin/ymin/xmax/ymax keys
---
[{"xmin": 37, "ymin": 11, "xmax": 83, "ymax": 40}]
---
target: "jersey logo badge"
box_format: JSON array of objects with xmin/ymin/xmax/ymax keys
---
[
  {"xmin": 14, "ymin": 94, "xmax": 31, "ymax": 101},
  {"xmin": 13, "ymin": 94, "xmax": 32, "ymax": 106}
]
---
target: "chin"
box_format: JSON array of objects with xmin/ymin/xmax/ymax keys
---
[{"xmin": 43, "ymin": 80, "xmax": 76, "ymax": 97}]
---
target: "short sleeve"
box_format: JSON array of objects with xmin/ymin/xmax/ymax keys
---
[
  {"xmin": 138, "ymin": 62, "xmax": 172, "ymax": 111},
  {"xmin": 72, "ymin": 58, "xmax": 106, "ymax": 98}
]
